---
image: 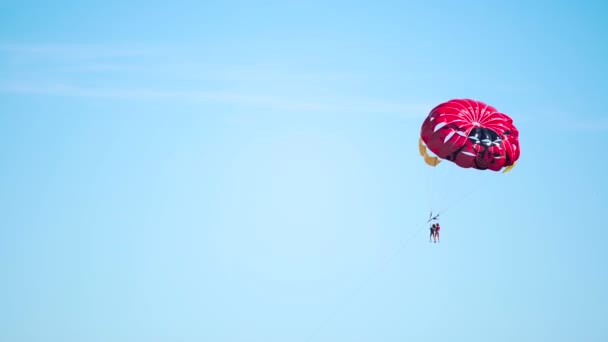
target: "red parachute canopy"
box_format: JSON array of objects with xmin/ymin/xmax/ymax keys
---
[{"xmin": 419, "ymin": 99, "xmax": 520, "ymax": 172}]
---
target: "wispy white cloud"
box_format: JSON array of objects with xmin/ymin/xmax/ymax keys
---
[
  {"xmin": 0, "ymin": 82, "xmax": 430, "ymax": 116},
  {"xmin": 0, "ymin": 43, "xmax": 156, "ymax": 60},
  {"xmin": 520, "ymin": 109, "xmax": 608, "ymax": 132},
  {"xmin": 566, "ymin": 117, "xmax": 608, "ymax": 131},
  {"xmin": 1, "ymin": 43, "xmax": 359, "ymax": 84},
  {"xmin": 50, "ymin": 63, "xmax": 140, "ymax": 73},
  {"xmin": 0, "ymin": 42, "xmax": 432, "ymax": 117}
]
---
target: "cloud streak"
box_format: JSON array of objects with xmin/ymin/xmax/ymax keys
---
[
  {"xmin": 0, "ymin": 43, "xmax": 156, "ymax": 60},
  {"xmin": 0, "ymin": 81, "xmax": 430, "ymax": 116},
  {"xmin": 1, "ymin": 43, "xmax": 361, "ymax": 83},
  {"xmin": 0, "ymin": 43, "xmax": 433, "ymax": 117},
  {"xmin": 521, "ymin": 109, "xmax": 608, "ymax": 132},
  {"xmin": 566, "ymin": 117, "xmax": 608, "ymax": 131}
]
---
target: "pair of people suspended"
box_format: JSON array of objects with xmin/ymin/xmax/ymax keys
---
[
  {"xmin": 428, "ymin": 211, "xmax": 441, "ymax": 243},
  {"xmin": 429, "ymin": 223, "xmax": 441, "ymax": 243}
]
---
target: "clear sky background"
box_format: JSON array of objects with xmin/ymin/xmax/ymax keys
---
[{"xmin": 1, "ymin": 1, "xmax": 607, "ymax": 341}]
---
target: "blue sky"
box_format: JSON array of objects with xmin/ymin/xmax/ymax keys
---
[{"xmin": 1, "ymin": 1, "xmax": 607, "ymax": 341}]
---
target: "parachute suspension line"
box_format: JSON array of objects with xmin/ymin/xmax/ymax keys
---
[
  {"xmin": 419, "ymin": 138, "xmax": 440, "ymax": 218},
  {"xmin": 433, "ymin": 173, "xmax": 495, "ymax": 219},
  {"xmin": 304, "ymin": 219, "xmax": 433, "ymax": 342},
  {"xmin": 429, "ymin": 157, "xmax": 434, "ymax": 216}
]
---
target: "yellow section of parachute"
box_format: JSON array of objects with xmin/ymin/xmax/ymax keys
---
[
  {"xmin": 418, "ymin": 138, "xmax": 441, "ymax": 167},
  {"xmin": 502, "ymin": 163, "xmax": 516, "ymax": 173},
  {"xmin": 418, "ymin": 138, "xmax": 516, "ymax": 173}
]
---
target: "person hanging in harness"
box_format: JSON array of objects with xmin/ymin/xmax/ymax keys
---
[
  {"xmin": 434, "ymin": 223, "xmax": 441, "ymax": 243},
  {"xmin": 430, "ymin": 223, "xmax": 437, "ymax": 243}
]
